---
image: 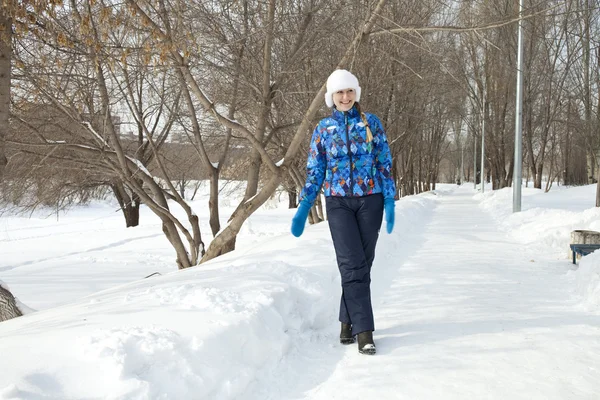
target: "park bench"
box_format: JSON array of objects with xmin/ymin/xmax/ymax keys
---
[{"xmin": 570, "ymin": 243, "xmax": 600, "ymax": 265}]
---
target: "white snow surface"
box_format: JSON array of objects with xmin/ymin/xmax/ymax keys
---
[
  {"xmin": 126, "ymin": 156, "xmax": 152, "ymax": 177},
  {"xmin": 1, "ymin": 183, "xmax": 600, "ymax": 399}
]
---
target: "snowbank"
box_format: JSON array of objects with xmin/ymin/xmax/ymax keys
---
[
  {"xmin": 575, "ymin": 251, "xmax": 600, "ymax": 311},
  {"xmin": 0, "ymin": 260, "xmax": 336, "ymax": 399},
  {"xmin": 0, "ymin": 191, "xmax": 438, "ymax": 399},
  {"xmin": 477, "ymin": 185, "xmax": 600, "ymax": 311}
]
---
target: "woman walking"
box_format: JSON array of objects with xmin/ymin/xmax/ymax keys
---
[{"xmin": 291, "ymin": 69, "xmax": 396, "ymax": 355}]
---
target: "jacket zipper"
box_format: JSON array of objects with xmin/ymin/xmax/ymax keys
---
[{"xmin": 345, "ymin": 113, "xmax": 354, "ymax": 195}]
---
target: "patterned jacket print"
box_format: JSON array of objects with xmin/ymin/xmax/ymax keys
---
[{"xmin": 299, "ymin": 105, "xmax": 396, "ymax": 205}]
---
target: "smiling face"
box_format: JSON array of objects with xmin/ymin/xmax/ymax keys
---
[{"xmin": 332, "ymin": 89, "xmax": 356, "ymax": 112}]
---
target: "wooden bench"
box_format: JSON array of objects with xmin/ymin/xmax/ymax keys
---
[{"xmin": 570, "ymin": 243, "xmax": 600, "ymax": 264}]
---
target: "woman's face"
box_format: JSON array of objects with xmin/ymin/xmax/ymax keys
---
[{"xmin": 333, "ymin": 89, "xmax": 356, "ymax": 112}]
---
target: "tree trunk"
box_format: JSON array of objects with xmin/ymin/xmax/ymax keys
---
[
  {"xmin": 596, "ymin": 33, "xmax": 600, "ymax": 207},
  {"xmin": 545, "ymin": 140, "xmax": 558, "ymax": 193},
  {"xmin": 525, "ymin": 112, "xmax": 538, "ymax": 187},
  {"xmin": 124, "ymin": 200, "xmax": 140, "ymax": 227},
  {"xmin": 596, "ymin": 168, "xmax": 600, "ymax": 207},
  {"xmin": 178, "ymin": 180, "xmax": 185, "ymax": 199},
  {"xmin": 244, "ymin": 151, "xmax": 262, "ymax": 201},
  {"xmin": 582, "ymin": 2, "xmax": 593, "ymax": 184},
  {"xmin": 535, "ymin": 163, "xmax": 543, "ymax": 189},
  {"xmin": 288, "ymin": 188, "xmax": 297, "ymax": 208},
  {"xmin": 0, "ymin": 12, "xmax": 10, "ymax": 180},
  {"xmin": 316, "ymin": 193, "xmax": 325, "ymax": 221},
  {"xmin": 0, "ymin": 285, "xmax": 22, "ymax": 322},
  {"xmin": 203, "ymin": 171, "xmax": 282, "ymax": 262},
  {"xmin": 161, "ymin": 218, "xmax": 192, "ymax": 269},
  {"xmin": 243, "ymin": 0, "xmax": 276, "ymax": 202},
  {"xmin": 308, "ymin": 204, "xmax": 321, "ymax": 224},
  {"xmin": 111, "ymin": 182, "xmax": 141, "ymax": 228},
  {"xmin": 209, "ymin": 168, "xmax": 220, "ymax": 237}
]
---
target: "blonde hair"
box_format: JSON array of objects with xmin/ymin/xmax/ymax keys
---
[{"xmin": 355, "ymin": 103, "xmax": 373, "ymax": 143}]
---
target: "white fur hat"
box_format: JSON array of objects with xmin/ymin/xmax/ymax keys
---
[{"xmin": 324, "ymin": 69, "xmax": 361, "ymax": 108}]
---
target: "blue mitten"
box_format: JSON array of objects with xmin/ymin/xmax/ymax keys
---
[
  {"xmin": 291, "ymin": 200, "xmax": 311, "ymax": 237},
  {"xmin": 384, "ymin": 198, "xmax": 395, "ymax": 234}
]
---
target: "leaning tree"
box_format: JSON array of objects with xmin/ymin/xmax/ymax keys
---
[{"xmin": 0, "ymin": 0, "xmax": 61, "ymax": 322}]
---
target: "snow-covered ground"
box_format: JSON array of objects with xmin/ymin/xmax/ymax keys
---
[{"xmin": 1, "ymin": 183, "xmax": 600, "ymax": 399}]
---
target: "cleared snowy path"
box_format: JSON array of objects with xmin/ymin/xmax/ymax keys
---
[{"xmin": 302, "ymin": 186, "xmax": 600, "ymax": 400}]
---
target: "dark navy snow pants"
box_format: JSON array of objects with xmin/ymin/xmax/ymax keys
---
[{"xmin": 326, "ymin": 193, "xmax": 384, "ymax": 336}]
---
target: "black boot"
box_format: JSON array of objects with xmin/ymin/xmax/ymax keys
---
[
  {"xmin": 357, "ymin": 331, "xmax": 376, "ymax": 355},
  {"xmin": 340, "ymin": 322, "xmax": 355, "ymax": 344}
]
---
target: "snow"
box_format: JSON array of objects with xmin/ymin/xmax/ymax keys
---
[
  {"xmin": 1, "ymin": 183, "xmax": 600, "ymax": 399},
  {"xmin": 82, "ymin": 121, "xmax": 109, "ymax": 147},
  {"xmin": 126, "ymin": 156, "xmax": 152, "ymax": 177}
]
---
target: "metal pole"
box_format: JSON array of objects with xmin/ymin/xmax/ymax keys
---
[
  {"xmin": 480, "ymin": 94, "xmax": 486, "ymax": 193},
  {"xmin": 473, "ymin": 125, "xmax": 477, "ymax": 189},
  {"xmin": 513, "ymin": 0, "xmax": 524, "ymax": 212}
]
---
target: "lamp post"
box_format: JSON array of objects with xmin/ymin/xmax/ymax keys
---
[
  {"xmin": 513, "ymin": 0, "xmax": 524, "ymax": 212},
  {"xmin": 480, "ymin": 93, "xmax": 486, "ymax": 193},
  {"xmin": 473, "ymin": 125, "xmax": 477, "ymax": 190}
]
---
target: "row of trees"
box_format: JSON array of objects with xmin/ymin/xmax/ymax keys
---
[{"xmin": 0, "ymin": 0, "xmax": 599, "ymax": 275}]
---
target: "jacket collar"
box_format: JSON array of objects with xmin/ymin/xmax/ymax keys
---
[{"xmin": 332, "ymin": 105, "xmax": 360, "ymax": 122}]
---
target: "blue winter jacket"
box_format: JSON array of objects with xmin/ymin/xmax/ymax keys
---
[{"xmin": 299, "ymin": 105, "xmax": 396, "ymax": 205}]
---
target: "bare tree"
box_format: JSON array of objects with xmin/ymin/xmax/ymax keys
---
[
  {"xmin": 9, "ymin": 1, "xmax": 205, "ymax": 268},
  {"xmin": 124, "ymin": 0, "xmax": 391, "ymax": 261},
  {"xmin": 521, "ymin": 1, "xmax": 571, "ymax": 189},
  {"xmin": 6, "ymin": 0, "xmax": 600, "ymax": 277}
]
